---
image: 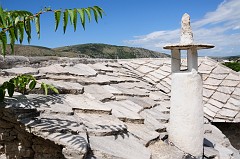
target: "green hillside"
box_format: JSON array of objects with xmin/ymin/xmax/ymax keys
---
[
  {"xmin": 3, "ymin": 43, "xmax": 170, "ymax": 59},
  {"xmin": 54, "ymin": 43, "xmax": 170, "ymax": 59}
]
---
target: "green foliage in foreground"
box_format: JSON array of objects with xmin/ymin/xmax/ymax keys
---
[
  {"xmin": 0, "ymin": 74, "xmax": 59, "ymax": 102},
  {"xmin": 0, "ymin": 6, "xmax": 104, "ymax": 57},
  {"xmin": 223, "ymin": 62, "xmax": 240, "ymax": 72}
]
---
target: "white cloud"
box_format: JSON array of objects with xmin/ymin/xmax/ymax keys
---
[{"xmin": 125, "ymin": 0, "xmax": 240, "ymax": 56}]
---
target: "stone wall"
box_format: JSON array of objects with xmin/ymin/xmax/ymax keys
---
[
  {"xmin": 0, "ymin": 108, "xmax": 65, "ymax": 159},
  {"xmin": 214, "ymin": 123, "xmax": 240, "ymax": 150}
]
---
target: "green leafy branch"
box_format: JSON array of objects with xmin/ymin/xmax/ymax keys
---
[
  {"xmin": 0, "ymin": 6, "xmax": 104, "ymax": 56},
  {"xmin": 0, "ymin": 74, "xmax": 59, "ymax": 102}
]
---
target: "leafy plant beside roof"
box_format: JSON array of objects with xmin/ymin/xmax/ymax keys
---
[
  {"xmin": 0, "ymin": 5, "xmax": 104, "ymax": 101},
  {"xmin": 0, "ymin": 74, "xmax": 59, "ymax": 102}
]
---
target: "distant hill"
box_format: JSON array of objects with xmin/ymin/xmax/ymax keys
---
[
  {"xmin": 53, "ymin": 43, "xmax": 170, "ymax": 59},
  {"xmin": 4, "ymin": 44, "xmax": 79, "ymax": 57},
  {"xmin": 3, "ymin": 43, "xmax": 170, "ymax": 59}
]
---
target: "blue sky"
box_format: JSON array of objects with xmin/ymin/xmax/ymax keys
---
[{"xmin": 1, "ymin": 0, "xmax": 240, "ymax": 56}]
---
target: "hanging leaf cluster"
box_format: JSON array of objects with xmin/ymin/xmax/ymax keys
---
[
  {"xmin": 0, "ymin": 5, "xmax": 104, "ymax": 57},
  {"xmin": 0, "ymin": 74, "xmax": 59, "ymax": 102}
]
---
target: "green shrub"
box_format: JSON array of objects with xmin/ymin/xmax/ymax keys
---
[{"xmin": 223, "ymin": 62, "xmax": 240, "ymax": 72}]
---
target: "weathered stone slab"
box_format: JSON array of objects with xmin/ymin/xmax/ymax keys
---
[
  {"xmin": 149, "ymin": 71, "xmax": 166, "ymax": 80},
  {"xmin": 225, "ymin": 73, "xmax": 240, "ymax": 81},
  {"xmin": 137, "ymin": 65, "xmax": 155, "ymax": 74},
  {"xmin": 203, "ymin": 146, "xmax": 219, "ymax": 158},
  {"xmin": 204, "ymin": 78, "xmax": 222, "ymax": 86},
  {"xmin": 76, "ymin": 113, "xmax": 127, "ymax": 136},
  {"xmin": 102, "ymin": 85, "xmax": 123, "ymax": 94},
  {"xmin": 154, "ymin": 69, "xmax": 170, "ymax": 76},
  {"xmin": 125, "ymin": 62, "xmax": 140, "ymax": 69},
  {"xmin": 65, "ymin": 95, "xmax": 112, "ymax": 114},
  {"xmin": 220, "ymin": 80, "xmax": 239, "ymax": 87},
  {"xmin": 145, "ymin": 74, "xmax": 160, "ymax": 83},
  {"xmin": 217, "ymin": 86, "xmax": 235, "ymax": 94},
  {"xmin": 89, "ymin": 134, "xmax": 151, "ymax": 159},
  {"xmin": 159, "ymin": 65, "xmax": 171, "ymax": 73},
  {"xmin": 3, "ymin": 67, "xmax": 38, "ymax": 75},
  {"xmin": 39, "ymin": 64, "xmax": 67, "ymax": 75},
  {"xmin": 198, "ymin": 63, "xmax": 214, "ymax": 74},
  {"xmin": 24, "ymin": 113, "xmax": 85, "ymax": 134},
  {"xmin": 42, "ymin": 132, "xmax": 88, "ymax": 159},
  {"xmin": 228, "ymin": 97, "xmax": 240, "ymax": 106},
  {"xmin": 203, "ymin": 84, "xmax": 218, "ymax": 90},
  {"xmin": 223, "ymin": 102, "xmax": 239, "ymax": 111},
  {"xmin": 217, "ymin": 108, "xmax": 238, "ymax": 118},
  {"xmin": 156, "ymin": 83, "xmax": 171, "ymax": 94},
  {"xmin": 140, "ymin": 110, "xmax": 168, "ymax": 131},
  {"xmin": 126, "ymin": 123, "xmax": 159, "ymax": 146},
  {"xmin": 84, "ymin": 84, "xmax": 115, "ymax": 102},
  {"xmin": 209, "ymin": 73, "xmax": 228, "ymax": 80},
  {"xmin": 65, "ymin": 64, "xmax": 97, "ymax": 77},
  {"xmin": 214, "ymin": 144, "xmax": 234, "ymax": 159},
  {"xmin": 38, "ymin": 79, "xmax": 84, "ymax": 94},
  {"xmin": 127, "ymin": 97, "xmax": 156, "ymax": 109},
  {"xmin": 105, "ymin": 101, "xmax": 144, "ymax": 124},
  {"xmin": 149, "ymin": 91, "xmax": 170, "ymax": 101},
  {"xmin": 232, "ymin": 87, "xmax": 240, "ymax": 97},
  {"xmin": 204, "ymin": 107, "xmax": 216, "ymax": 118},
  {"xmin": 212, "ymin": 65, "xmax": 229, "ymax": 74},
  {"xmin": 208, "ymin": 99, "xmax": 224, "ymax": 108},
  {"xmin": 211, "ymin": 91, "xmax": 230, "ymax": 104},
  {"xmin": 203, "ymin": 88, "xmax": 215, "ymax": 98},
  {"xmin": 144, "ymin": 62, "xmax": 160, "ymax": 69},
  {"xmin": 148, "ymin": 140, "xmax": 185, "ymax": 159},
  {"xmin": 204, "ymin": 104, "xmax": 219, "ymax": 113},
  {"xmin": 89, "ymin": 63, "xmax": 114, "ymax": 72}
]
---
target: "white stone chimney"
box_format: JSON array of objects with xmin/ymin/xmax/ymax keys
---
[{"xmin": 163, "ymin": 13, "xmax": 214, "ymax": 158}]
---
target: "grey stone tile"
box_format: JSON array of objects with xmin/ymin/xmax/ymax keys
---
[
  {"xmin": 65, "ymin": 95, "xmax": 112, "ymax": 114},
  {"xmin": 3, "ymin": 67, "xmax": 38, "ymax": 75},
  {"xmin": 211, "ymin": 91, "xmax": 230, "ymax": 104},
  {"xmin": 89, "ymin": 134, "xmax": 151, "ymax": 159},
  {"xmin": 76, "ymin": 113, "xmax": 127, "ymax": 136},
  {"xmin": 204, "ymin": 78, "xmax": 222, "ymax": 86},
  {"xmin": 126, "ymin": 123, "xmax": 159, "ymax": 146},
  {"xmin": 217, "ymin": 108, "xmax": 238, "ymax": 118},
  {"xmin": 84, "ymin": 84, "xmax": 115, "ymax": 102},
  {"xmin": 212, "ymin": 65, "xmax": 229, "ymax": 74}
]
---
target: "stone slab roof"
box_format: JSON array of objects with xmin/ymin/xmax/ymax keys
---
[{"xmin": 0, "ymin": 56, "xmax": 239, "ymax": 158}]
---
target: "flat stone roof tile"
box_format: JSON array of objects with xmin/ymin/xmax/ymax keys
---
[
  {"xmin": 211, "ymin": 91, "xmax": 230, "ymax": 104},
  {"xmin": 212, "ymin": 65, "xmax": 229, "ymax": 74}
]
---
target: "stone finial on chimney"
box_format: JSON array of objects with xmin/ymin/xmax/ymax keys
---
[{"xmin": 180, "ymin": 13, "xmax": 193, "ymax": 45}]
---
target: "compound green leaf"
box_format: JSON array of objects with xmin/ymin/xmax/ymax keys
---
[
  {"xmin": 73, "ymin": 9, "xmax": 77, "ymax": 31},
  {"xmin": 91, "ymin": 7, "xmax": 99, "ymax": 23},
  {"xmin": 0, "ymin": 6, "xmax": 7, "ymax": 28},
  {"xmin": 54, "ymin": 10, "xmax": 61, "ymax": 31},
  {"xmin": 35, "ymin": 14, "xmax": 40, "ymax": 39},
  {"xmin": 9, "ymin": 27, "xmax": 15, "ymax": 54},
  {"xmin": 18, "ymin": 21, "xmax": 24, "ymax": 44},
  {"xmin": 63, "ymin": 10, "xmax": 68, "ymax": 33},
  {"xmin": 93, "ymin": 6, "xmax": 104, "ymax": 18},
  {"xmin": 24, "ymin": 17, "xmax": 31, "ymax": 43},
  {"xmin": 85, "ymin": 8, "xmax": 91, "ymax": 22},
  {"xmin": 7, "ymin": 82, "xmax": 15, "ymax": 97},
  {"xmin": 0, "ymin": 31, "xmax": 7, "ymax": 57},
  {"xmin": 48, "ymin": 84, "xmax": 59, "ymax": 94},
  {"xmin": 29, "ymin": 80, "xmax": 36, "ymax": 90},
  {"xmin": 41, "ymin": 83, "xmax": 48, "ymax": 95},
  {"xmin": 0, "ymin": 88, "xmax": 5, "ymax": 102},
  {"xmin": 77, "ymin": 8, "xmax": 85, "ymax": 30}
]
